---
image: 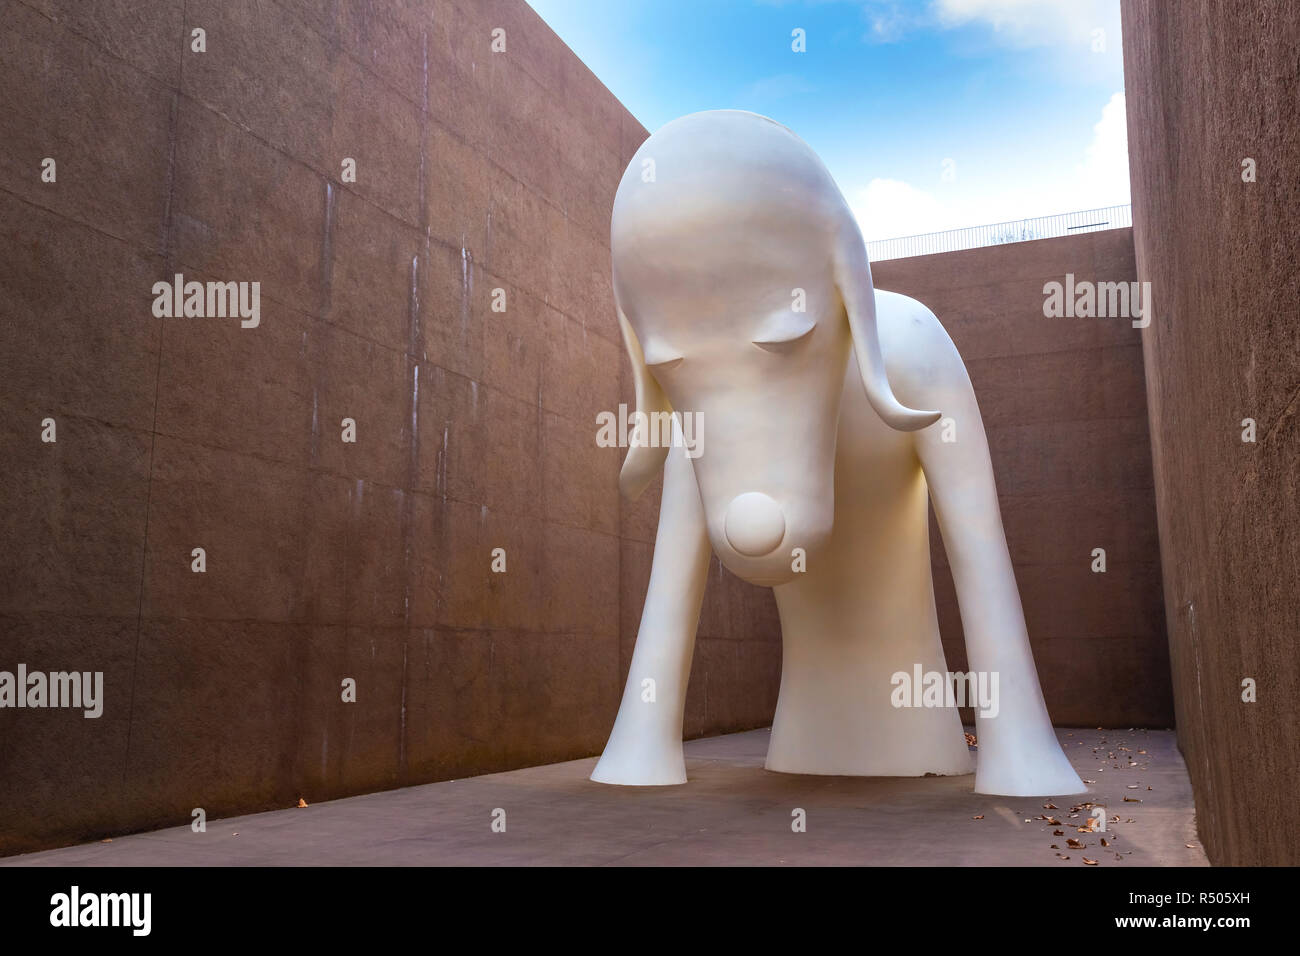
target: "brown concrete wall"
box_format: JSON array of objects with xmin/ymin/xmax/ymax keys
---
[
  {"xmin": 873, "ymin": 230, "xmax": 1173, "ymax": 729},
  {"xmin": 1121, "ymin": 0, "xmax": 1300, "ymax": 866},
  {"xmin": 0, "ymin": 0, "xmax": 778, "ymax": 855}
]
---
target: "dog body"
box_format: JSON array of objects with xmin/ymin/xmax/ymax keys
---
[
  {"xmin": 592, "ymin": 111, "xmax": 1084, "ymax": 796},
  {"xmin": 764, "ymin": 291, "xmax": 975, "ymax": 779}
]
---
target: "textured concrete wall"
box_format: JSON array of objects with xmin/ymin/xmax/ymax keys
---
[
  {"xmin": 1122, "ymin": 0, "xmax": 1300, "ymax": 866},
  {"xmin": 873, "ymin": 229, "xmax": 1173, "ymax": 729},
  {"xmin": 0, "ymin": 0, "xmax": 777, "ymax": 855}
]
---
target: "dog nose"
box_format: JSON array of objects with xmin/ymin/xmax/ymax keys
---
[{"xmin": 724, "ymin": 492, "xmax": 786, "ymax": 556}]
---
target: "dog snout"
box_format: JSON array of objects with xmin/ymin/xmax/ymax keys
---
[{"xmin": 724, "ymin": 492, "xmax": 786, "ymax": 557}]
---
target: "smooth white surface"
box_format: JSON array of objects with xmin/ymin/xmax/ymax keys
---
[{"xmin": 593, "ymin": 110, "xmax": 1084, "ymax": 797}]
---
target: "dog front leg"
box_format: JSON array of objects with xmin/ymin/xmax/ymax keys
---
[
  {"xmin": 915, "ymin": 355, "xmax": 1086, "ymax": 797},
  {"xmin": 591, "ymin": 432, "xmax": 711, "ymax": 785}
]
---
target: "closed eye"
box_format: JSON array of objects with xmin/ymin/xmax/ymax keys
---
[
  {"xmin": 642, "ymin": 340, "xmax": 684, "ymax": 371},
  {"xmin": 752, "ymin": 315, "xmax": 816, "ymax": 353}
]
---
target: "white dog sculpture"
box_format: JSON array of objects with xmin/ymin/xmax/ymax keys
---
[{"xmin": 592, "ymin": 110, "xmax": 1084, "ymax": 797}]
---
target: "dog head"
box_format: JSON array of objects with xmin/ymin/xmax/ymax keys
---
[{"xmin": 611, "ymin": 110, "xmax": 939, "ymax": 586}]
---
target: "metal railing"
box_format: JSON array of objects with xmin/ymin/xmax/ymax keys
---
[{"xmin": 866, "ymin": 204, "xmax": 1132, "ymax": 261}]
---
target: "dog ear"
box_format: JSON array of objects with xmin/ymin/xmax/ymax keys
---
[
  {"xmin": 617, "ymin": 305, "xmax": 672, "ymax": 500},
  {"xmin": 833, "ymin": 214, "xmax": 942, "ymax": 431}
]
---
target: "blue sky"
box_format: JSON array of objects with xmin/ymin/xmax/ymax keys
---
[{"xmin": 525, "ymin": 0, "xmax": 1129, "ymax": 240}]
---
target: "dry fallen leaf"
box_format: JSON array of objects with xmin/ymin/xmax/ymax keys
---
[
  {"xmin": 1053, "ymin": 829, "xmax": 1065, "ymax": 836},
  {"xmin": 1050, "ymin": 844, "xmax": 1060, "ymax": 849},
  {"xmin": 971, "ymin": 815, "xmax": 984, "ymax": 820},
  {"xmin": 1083, "ymin": 857, "xmax": 1098, "ymax": 865},
  {"xmin": 297, "ymin": 798, "xmax": 309, "ymax": 808},
  {"xmin": 1123, "ymin": 796, "xmax": 1142, "ymax": 803},
  {"xmin": 1186, "ymin": 843, "xmax": 1198, "ymax": 849},
  {"xmin": 1067, "ymin": 838, "xmax": 1085, "ymax": 848},
  {"xmin": 1101, "ymin": 838, "xmax": 1110, "ymax": 847},
  {"xmin": 1043, "ymin": 803, "xmax": 1058, "ymax": 810}
]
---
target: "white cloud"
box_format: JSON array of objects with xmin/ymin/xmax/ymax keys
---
[
  {"xmin": 850, "ymin": 91, "xmax": 1130, "ymax": 240},
  {"xmin": 851, "ymin": 178, "xmax": 959, "ymax": 240},
  {"xmin": 855, "ymin": 0, "xmax": 1121, "ymax": 65},
  {"xmin": 931, "ymin": 0, "xmax": 1115, "ymax": 48},
  {"xmin": 862, "ymin": 1, "xmax": 917, "ymax": 42},
  {"xmin": 1073, "ymin": 91, "xmax": 1130, "ymax": 208}
]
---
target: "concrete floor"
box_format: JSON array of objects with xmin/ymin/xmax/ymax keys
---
[{"xmin": 5, "ymin": 727, "xmax": 1207, "ymax": 866}]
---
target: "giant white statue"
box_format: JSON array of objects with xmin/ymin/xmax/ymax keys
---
[{"xmin": 591, "ymin": 110, "xmax": 1085, "ymax": 797}]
